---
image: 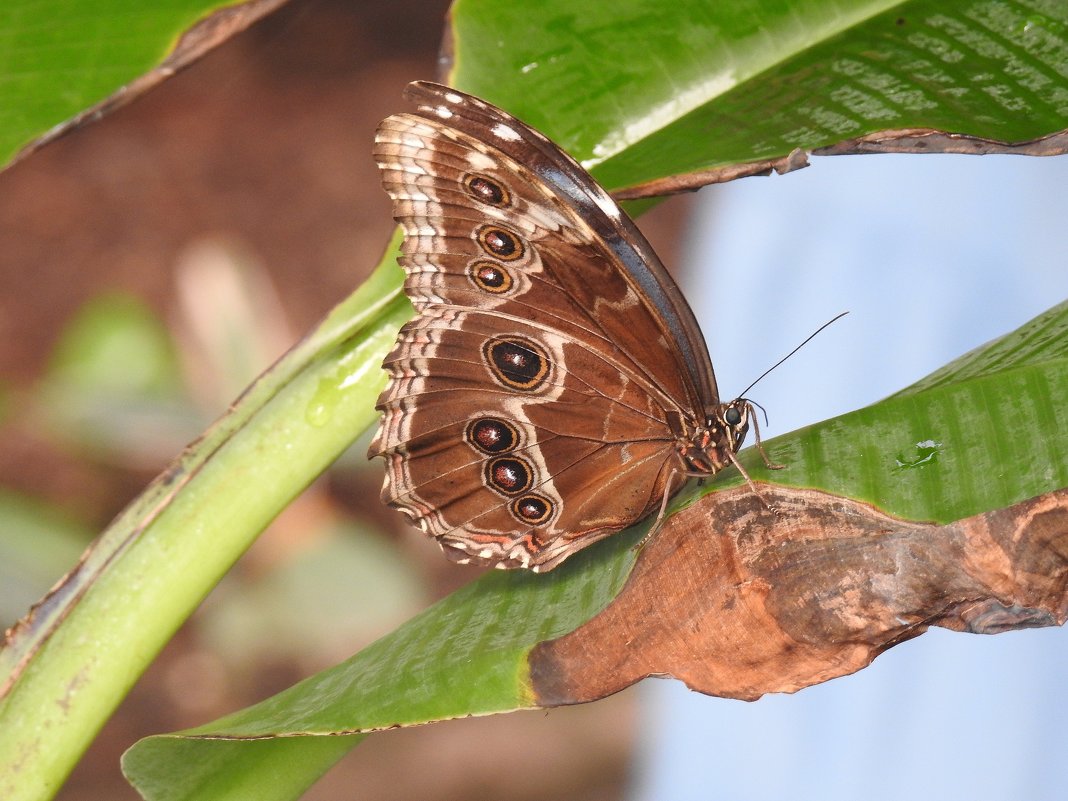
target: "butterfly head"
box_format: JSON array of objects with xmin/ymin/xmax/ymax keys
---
[
  {"xmin": 714, "ymin": 398, "xmax": 752, "ymax": 456},
  {"xmin": 673, "ymin": 400, "xmax": 751, "ymax": 476}
]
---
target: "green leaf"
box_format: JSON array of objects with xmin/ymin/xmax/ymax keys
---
[
  {"xmin": 122, "ymin": 531, "xmax": 641, "ymax": 800},
  {"xmin": 0, "ymin": 0, "xmax": 242, "ymax": 168},
  {"xmin": 121, "ymin": 300, "xmax": 1068, "ymax": 800},
  {"xmin": 37, "ymin": 292, "xmax": 197, "ymax": 461},
  {"xmin": 46, "ymin": 292, "xmax": 181, "ymax": 397},
  {"xmin": 727, "ymin": 302, "xmax": 1068, "ymax": 522},
  {"xmin": 451, "ymin": 0, "xmax": 1068, "ymax": 189}
]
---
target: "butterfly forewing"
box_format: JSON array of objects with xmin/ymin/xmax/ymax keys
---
[
  {"xmin": 376, "ymin": 109, "xmax": 705, "ymax": 413},
  {"xmin": 401, "ymin": 82, "xmax": 720, "ymax": 413}
]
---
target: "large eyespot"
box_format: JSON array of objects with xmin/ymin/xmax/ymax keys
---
[
  {"xmin": 477, "ymin": 225, "xmax": 524, "ymax": 261},
  {"xmin": 463, "ymin": 173, "xmax": 510, "ymax": 207},
  {"xmin": 465, "ymin": 417, "xmax": 519, "ymax": 454},
  {"xmin": 511, "ymin": 494, "xmax": 553, "ymax": 525},
  {"xmin": 482, "ymin": 337, "xmax": 549, "ymax": 391},
  {"xmin": 485, "ymin": 456, "xmax": 533, "ymax": 495},
  {"xmin": 468, "ymin": 260, "xmax": 513, "ymax": 294}
]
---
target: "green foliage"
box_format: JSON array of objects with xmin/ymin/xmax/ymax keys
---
[
  {"xmin": 452, "ymin": 0, "xmax": 1068, "ymax": 188},
  {"xmin": 0, "ymin": 1, "xmax": 238, "ymax": 166}
]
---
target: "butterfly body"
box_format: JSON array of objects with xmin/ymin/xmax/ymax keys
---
[{"xmin": 370, "ymin": 82, "xmax": 751, "ymax": 571}]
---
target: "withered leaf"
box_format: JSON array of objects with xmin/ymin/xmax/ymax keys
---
[{"xmin": 530, "ymin": 485, "xmax": 1068, "ymax": 704}]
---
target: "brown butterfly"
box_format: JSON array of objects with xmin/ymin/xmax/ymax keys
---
[{"xmin": 369, "ymin": 81, "xmax": 764, "ymax": 572}]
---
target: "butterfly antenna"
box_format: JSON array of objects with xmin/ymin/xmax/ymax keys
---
[
  {"xmin": 746, "ymin": 398, "xmax": 771, "ymax": 427},
  {"xmin": 739, "ymin": 311, "xmax": 848, "ymax": 398}
]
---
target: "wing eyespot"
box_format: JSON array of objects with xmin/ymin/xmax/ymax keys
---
[
  {"xmin": 485, "ymin": 456, "xmax": 534, "ymax": 495},
  {"xmin": 510, "ymin": 494, "xmax": 553, "ymax": 525},
  {"xmin": 476, "ymin": 225, "xmax": 525, "ymax": 261},
  {"xmin": 468, "ymin": 261, "xmax": 514, "ymax": 294},
  {"xmin": 482, "ymin": 337, "xmax": 549, "ymax": 391},
  {"xmin": 465, "ymin": 417, "xmax": 520, "ymax": 454},
  {"xmin": 463, "ymin": 173, "xmax": 511, "ymax": 207}
]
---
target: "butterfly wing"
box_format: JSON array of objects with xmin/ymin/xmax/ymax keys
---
[{"xmin": 370, "ymin": 82, "xmax": 716, "ymax": 571}]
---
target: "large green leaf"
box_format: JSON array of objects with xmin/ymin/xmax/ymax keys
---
[
  {"xmin": 121, "ymin": 300, "xmax": 1068, "ymax": 801},
  {"xmin": 451, "ymin": 0, "xmax": 1068, "ymax": 190}
]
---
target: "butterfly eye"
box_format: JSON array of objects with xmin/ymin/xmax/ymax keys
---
[{"xmin": 725, "ymin": 406, "xmax": 742, "ymax": 427}]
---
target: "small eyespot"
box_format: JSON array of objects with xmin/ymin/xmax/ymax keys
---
[
  {"xmin": 477, "ymin": 225, "xmax": 524, "ymax": 261},
  {"xmin": 485, "ymin": 457, "xmax": 534, "ymax": 495},
  {"xmin": 468, "ymin": 261, "xmax": 513, "ymax": 294},
  {"xmin": 463, "ymin": 174, "xmax": 510, "ymax": 207},
  {"xmin": 511, "ymin": 494, "xmax": 553, "ymax": 525},
  {"xmin": 465, "ymin": 418, "xmax": 519, "ymax": 454}
]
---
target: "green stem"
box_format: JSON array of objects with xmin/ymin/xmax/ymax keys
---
[{"xmin": 0, "ymin": 236, "xmax": 408, "ymax": 801}]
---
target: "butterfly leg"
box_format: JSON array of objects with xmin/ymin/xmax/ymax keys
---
[
  {"xmin": 724, "ymin": 450, "xmax": 780, "ymax": 511},
  {"xmin": 748, "ymin": 410, "xmax": 785, "ymax": 471}
]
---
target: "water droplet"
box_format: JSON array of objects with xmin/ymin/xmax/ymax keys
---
[
  {"xmin": 893, "ymin": 439, "xmax": 943, "ymax": 470},
  {"xmin": 1021, "ymin": 14, "xmax": 1046, "ymax": 34},
  {"xmin": 306, "ymin": 375, "xmax": 342, "ymax": 427}
]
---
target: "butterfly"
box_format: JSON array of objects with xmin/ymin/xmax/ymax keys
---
[{"xmin": 369, "ymin": 81, "xmax": 765, "ymax": 572}]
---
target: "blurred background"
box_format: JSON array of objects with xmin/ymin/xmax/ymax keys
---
[{"xmin": 0, "ymin": 1, "xmax": 1065, "ymax": 799}]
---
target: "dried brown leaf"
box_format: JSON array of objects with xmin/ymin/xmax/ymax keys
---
[
  {"xmin": 612, "ymin": 129, "xmax": 1068, "ymax": 200},
  {"xmin": 530, "ymin": 485, "xmax": 1068, "ymax": 704}
]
